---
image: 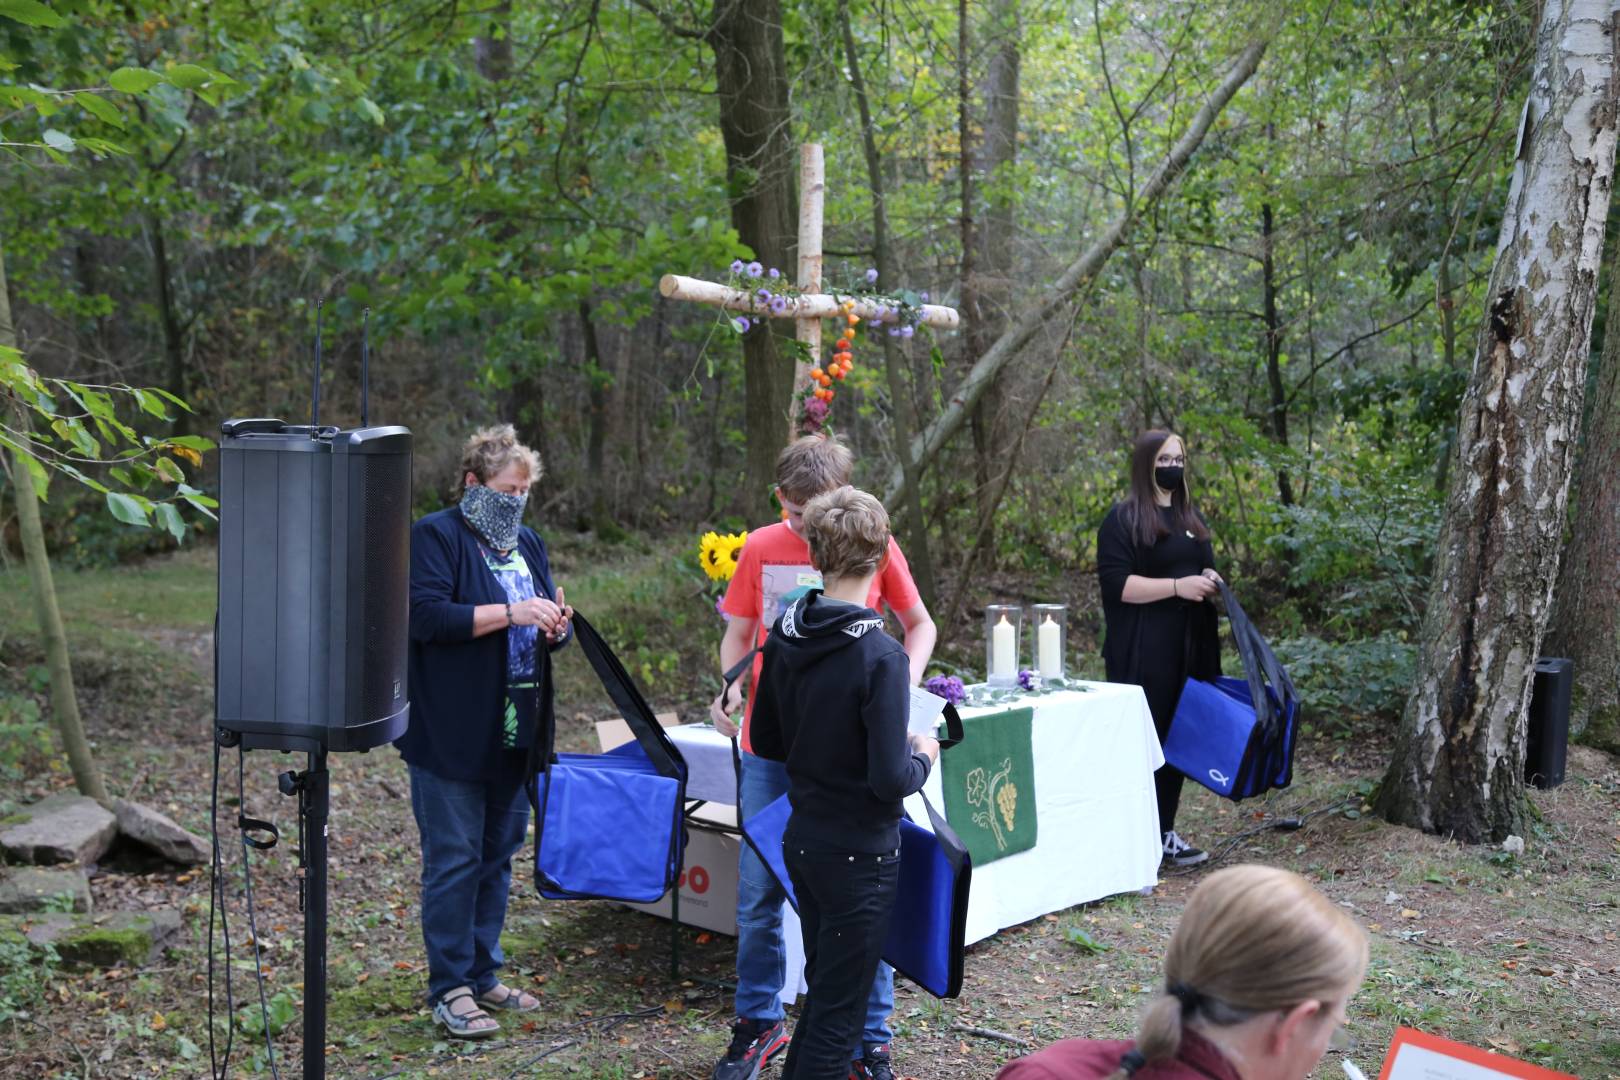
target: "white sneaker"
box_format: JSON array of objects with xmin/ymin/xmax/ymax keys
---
[{"xmin": 1162, "ymin": 830, "xmax": 1209, "ymax": 867}]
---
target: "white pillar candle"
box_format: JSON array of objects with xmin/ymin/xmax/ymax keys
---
[
  {"xmin": 992, "ymin": 614, "xmax": 1016, "ymax": 677},
  {"xmin": 1038, "ymin": 615, "xmax": 1062, "ymax": 679}
]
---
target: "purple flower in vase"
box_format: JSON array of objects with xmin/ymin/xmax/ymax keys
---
[
  {"xmin": 1017, "ymin": 669, "xmax": 1038, "ymax": 692},
  {"xmin": 924, "ymin": 674, "xmax": 966, "ymax": 706}
]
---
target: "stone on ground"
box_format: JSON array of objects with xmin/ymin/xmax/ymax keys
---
[
  {"xmin": 0, "ymin": 909, "xmax": 181, "ymax": 967},
  {"xmin": 113, "ymin": 798, "xmax": 209, "ymax": 866},
  {"xmin": 0, "ymin": 793, "xmax": 117, "ymax": 865},
  {"xmin": 0, "ymin": 867, "xmax": 92, "ymax": 914}
]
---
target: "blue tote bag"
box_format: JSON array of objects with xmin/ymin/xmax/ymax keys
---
[
  {"xmin": 528, "ymin": 612, "xmax": 688, "ymax": 903},
  {"xmin": 1164, "ymin": 582, "xmax": 1299, "ymax": 801}
]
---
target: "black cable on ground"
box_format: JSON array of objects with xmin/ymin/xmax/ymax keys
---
[
  {"xmin": 1163, "ymin": 795, "xmax": 1359, "ymax": 878},
  {"xmin": 207, "ymin": 737, "xmax": 236, "ymax": 1079},
  {"xmin": 237, "ymin": 749, "xmax": 281, "ymax": 1080}
]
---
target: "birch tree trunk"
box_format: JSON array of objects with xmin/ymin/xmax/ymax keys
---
[
  {"xmin": 0, "ymin": 231, "xmax": 108, "ymax": 804},
  {"xmin": 709, "ymin": 0, "xmax": 798, "ymax": 521},
  {"xmin": 1376, "ymin": 0, "xmax": 1620, "ymax": 843},
  {"xmin": 1543, "ymin": 228, "xmax": 1620, "ymax": 755},
  {"xmin": 884, "ymin": 38, "xmax": 1268, "ymax": 504}
]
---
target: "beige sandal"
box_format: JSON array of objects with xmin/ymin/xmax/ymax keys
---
[
  {"xmin": 433, "ymin": 987, "xmax": 500, "ymax": 1038},
  {"xmin": 476, "ymin": 982, "xmax": 541, "ymax": 1012}
]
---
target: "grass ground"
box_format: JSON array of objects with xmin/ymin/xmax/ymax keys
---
[{"xmin": 0, "ymin": 540, "xmax": 1616, "ymax": 1078}]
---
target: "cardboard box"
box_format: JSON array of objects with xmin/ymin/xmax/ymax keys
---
[
  {"xmin": 622, "ymin": 802, "xmax": 740, "ymax": 936},
  {"xmin": 595, "ymin": 710, "xmax": 679, "ymax": 753}
]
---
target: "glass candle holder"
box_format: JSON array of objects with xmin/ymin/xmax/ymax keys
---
[
  {"xmin": 985, "ymin": 605, "xmax": 1023, "ymax": 687},
  {"xmin": 1032, "ymin": 604, "xmax": 1068, "ymax": 681}
]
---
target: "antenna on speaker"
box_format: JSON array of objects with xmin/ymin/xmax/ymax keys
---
[
  {"xmin": 311, "ymin": 297, "xmax": 325, "ymax": 432},
  {"xmin": 360, "ymin": 307, "xmax": 371, "ymax": 429}
]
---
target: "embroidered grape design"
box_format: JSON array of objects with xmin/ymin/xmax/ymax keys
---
[{"xmin": 997, "ymin": 781, "xmax": 1018, "ymax": 832}]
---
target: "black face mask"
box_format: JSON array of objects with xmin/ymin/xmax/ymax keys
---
[{"xmin": 1155, "ymin": 465, "xmax": 1185, "ymax": 491}]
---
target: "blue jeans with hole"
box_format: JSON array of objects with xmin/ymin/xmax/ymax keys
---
[
  {"xmin": 408, "ymin": 763, "xmax": 530, "ymax": 1005},
  {"xmin": 735, "ymin": 751, "xmax": 894, "ymax": 1055}
]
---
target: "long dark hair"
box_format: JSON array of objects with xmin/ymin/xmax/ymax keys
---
[{"xmin": 1122, "ymin": 429, "xmax": 1209, "ymax": 547}]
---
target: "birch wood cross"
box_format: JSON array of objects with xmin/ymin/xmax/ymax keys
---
[{"xmin": 658, "ymin": 143, "xmax": 960, "ymax": 428}]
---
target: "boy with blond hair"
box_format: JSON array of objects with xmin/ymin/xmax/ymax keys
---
[
  {"xmin": 749, "ymin": 486, "xmax": 939, "ymax": 1080},
  {"xmin": 710, "ymin": 435, "xmax": 936, "ymax": 1080}
]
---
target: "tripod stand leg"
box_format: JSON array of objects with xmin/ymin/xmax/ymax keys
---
[{"xmin": 303, "ymin": 747, "xmax": 329, "ymax": 1080}]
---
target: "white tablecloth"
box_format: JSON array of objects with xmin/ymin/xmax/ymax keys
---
[{"xmin": 661, "ymin": 682, "xmax": 1164, "ymax": 1001}]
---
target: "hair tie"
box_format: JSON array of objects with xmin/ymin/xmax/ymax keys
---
[
  {"xmin": 1166, "ymin": 981, "xmax": 1202, "ymax": 1013},
  {"xmin": 1119, "ymin": 1049, "xmax": 1147, "ymax": 1076}
]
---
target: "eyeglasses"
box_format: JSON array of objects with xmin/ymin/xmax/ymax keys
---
[{"xmin": 1155, "ymin": 455, "xmax": 1186, "ymax": 466}]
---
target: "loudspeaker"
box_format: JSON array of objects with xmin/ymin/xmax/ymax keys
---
[
  {"xmin": 1525, "ymin": 656, "xmax": 1572, "ymax": 790},
  {"xmin": 216, "ymin": 419, "xmax": 413, "ymax": 752}
]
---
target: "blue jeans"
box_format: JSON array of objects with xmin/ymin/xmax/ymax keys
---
[
  {"xmin": 736, "ymin": 752, "xmax": 893, "ymax": 1054},
  {"xmin": 408, "ymin": 763, "xmax": 531, "ymax": 1005}
]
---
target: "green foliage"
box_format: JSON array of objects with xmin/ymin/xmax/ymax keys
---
[
  {"xmin": 0, "ymin": 687, "xmax": 52, "ymax": 784},
  {"xmin": 1273, "ymin": 633, "xmax": 1417, "ymax": 727},
  {"xmin": 0, "ymin": 931, "xmax": 56, "ymax": 1021}
]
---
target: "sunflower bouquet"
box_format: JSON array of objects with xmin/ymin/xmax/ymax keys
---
[{"xmin": 698, "ymin": 530, "xmax": 748, "ymax": 619}]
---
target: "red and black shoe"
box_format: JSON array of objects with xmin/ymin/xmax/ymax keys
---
[
  {"xmin": 849, "ymin": 1043, "xmax": 897, "ymax": 1080},
  {"xmin": 712, "ymin": 1017, "xmax": 789, "ymax": 1080}
]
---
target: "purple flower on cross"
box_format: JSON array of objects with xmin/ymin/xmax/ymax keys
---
[
  {"xmin": 733, "ymin": 316, "xmax": 752, "ymax": 333},
  {"xmin": 920, "ymin": 291, "xmax": 930, "ymax": 302},
  {"xmin": 756, "ymin": 288, "xmax": 773, "ymax": 303},
  {"xmin": 770, "ymin": 296, "xmax": 789, "ymax": 315},
  {"xmin": 768, "ymin": 267, "xmax": 781, "ymax": 279},
  {"xmin": 729, "ymin": 259, "xmax": 745, "ymax": 274},
  {"xmin": 924, "ymin": 674, "xmax": 966, "ymax": 706},
  {"xmin": 746, "ymin": 261, "xmax": 764, "ymax": 278},
  {"xmin": 865, "ymin": 268, "xmax": 879, "ymax": 284},
  {"xmin": 900, "ymin": 325, "xmax": 915, "ymax": 339}
]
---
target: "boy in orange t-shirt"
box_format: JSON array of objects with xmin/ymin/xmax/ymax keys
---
[{"xmin": 707, "ymin": 434, "xmax": 936, "ymax": 1080}]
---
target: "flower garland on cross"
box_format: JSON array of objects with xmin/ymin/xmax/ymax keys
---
[{"xmin": 718, "ymin": 259, "xmax": 932, "ymax": 434}]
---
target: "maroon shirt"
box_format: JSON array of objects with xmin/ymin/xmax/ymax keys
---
[{"xmin": 995, "ymin": 1029, "xmax": 1242, "ymax": 1080}]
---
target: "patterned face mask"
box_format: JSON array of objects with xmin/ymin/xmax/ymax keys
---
[{"xmin": 461, "ymin": 483, "xmax": 528, "ymax": 551}]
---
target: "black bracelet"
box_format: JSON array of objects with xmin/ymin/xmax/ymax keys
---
[
  {"xmin": 1171, "ymin": 578, "xmax": 1179, "ymax": 599},
  {"xmin": 505, "ymin": 602, "xmax": 513, "ymax": 625}
]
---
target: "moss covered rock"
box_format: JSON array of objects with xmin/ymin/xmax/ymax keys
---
[{"xmin": 0, "ymin": 909, "xmax": 181, "ymax": 967}]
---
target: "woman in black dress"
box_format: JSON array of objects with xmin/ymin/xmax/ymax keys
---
[{"xmin": 1097, "ymin": 430, "xmax": 1222, "ymax": 867}]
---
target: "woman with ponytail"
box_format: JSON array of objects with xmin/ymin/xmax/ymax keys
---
[{"xmin": 996, "ymin": 865, "xmax": 1368, "ymax": 1079}]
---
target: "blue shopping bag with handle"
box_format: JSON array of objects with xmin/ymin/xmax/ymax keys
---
[
  {"xmin": 1164, "ymin": 582, "xmax": 1299, "ymax": 802},
  {"xmin": 528, "ymin": 612, "xmax": 688, "ymax": 903}
]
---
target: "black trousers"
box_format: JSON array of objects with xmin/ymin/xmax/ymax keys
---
[
  {"xmin": 1144, "ymin": 674, "xmax": 1188, "ymax": 835},
  {"xmin": 780, "ymin": 839, "xmax": 902, "ymax": 1080}
]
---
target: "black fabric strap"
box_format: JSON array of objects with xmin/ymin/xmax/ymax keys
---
[
  {"xmin": 237, "ymin": 815, "xmax": 278, "ymax": 851},
  {"xmin": 1120, "ymin": 1049, "xmax": 1147, "ymax": 1076}
]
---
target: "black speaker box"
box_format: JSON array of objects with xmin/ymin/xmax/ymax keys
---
[
  {"xmin": 216, "ymin": 419, "xmax": 412, "ymax": 751},
  {"xmin": 1525, "ymin": 656, "xmax": 1572, "ymax": 790}
]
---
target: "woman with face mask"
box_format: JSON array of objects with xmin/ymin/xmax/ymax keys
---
[
  {"xmin": 1095, "ymin": 430, "xmax": 1222, "ymax": 867},
  {"xmin": 395, "ymin": 424, "xmax": 573, "ymax": 1039},
  {"xmin": 995, "ymin": 864, "xmax": 1368, "ymax": 1079}
]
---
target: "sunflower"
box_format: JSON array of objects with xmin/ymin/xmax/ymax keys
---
[{"xmin": 699, "ymin": 530, "xmax": 749, "ymax": 582}]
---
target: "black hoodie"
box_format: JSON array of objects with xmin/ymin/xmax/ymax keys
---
[{"xmin": 748, "ymin": 589, "xmax": 932, "ymax": 853}]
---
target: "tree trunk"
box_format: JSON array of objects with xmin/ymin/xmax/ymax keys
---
[
  {"xmin": 1260, "ymin": 200, "xmax": 1294, "ymax": 506},
  {"xmin": 0, "ymin": 233, "xmax": 108, "ymax": 804},
  {"xmin": 147, "ymin": 212, "xmax": 189, "ymax": 437},
  {"xmin": 1544, "ymin": 233, "xmax": 1620, "ymax": 754},
  {"xmin": 580, "ymin": 300, "xmax": 614, "ymax": 536},
  {"xmin": 708, "ymin": 0, "xmax": 798, "ymax": 521},
  {"xmin": 884, "ymin": 38, "xmax": 1269, "ymax": 504},
  {"xmin": 838, "ymin": 0, "xmax": 937, "ymax": 608},
  {"xmin": 968, "ymin": 0, "xmax": 1022, "ymax": 542},
  {"xmin": 475, "ymin": 0, "xmax": 514, "ymax": 83},
  {"xmin": 1376, "ymin": 0, "xmax": 1620, "ymax": 843}
]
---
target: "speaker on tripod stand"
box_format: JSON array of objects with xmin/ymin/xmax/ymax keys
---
[{"xmin": 211, "ymin": 306, "xmax": 412, "ymax": 1080}]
